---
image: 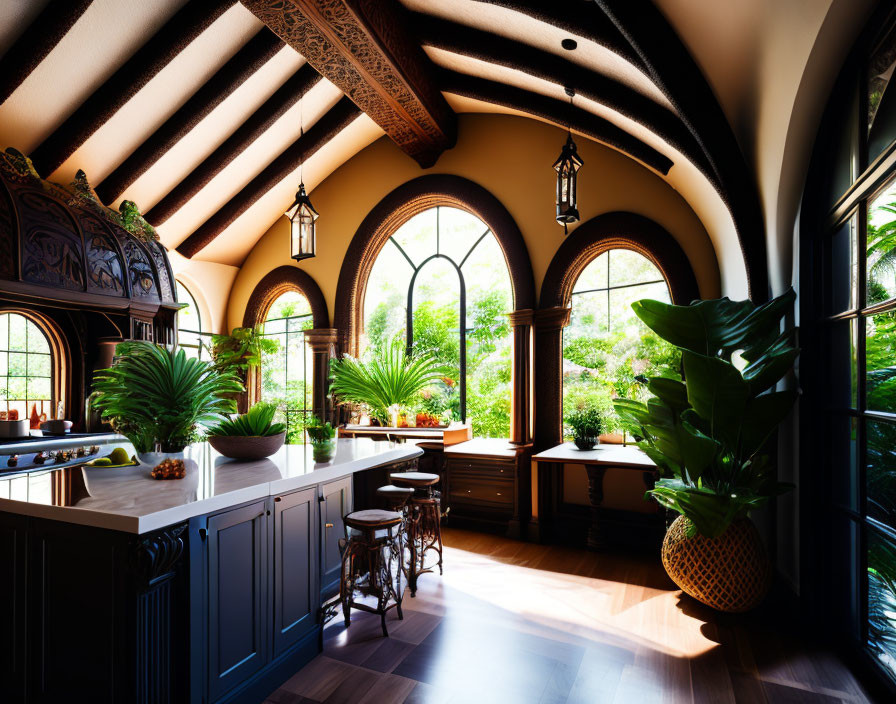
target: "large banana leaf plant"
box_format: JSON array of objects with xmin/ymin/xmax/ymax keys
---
[
  {"xmin": 329, "ymin": 338, "xmax": 446, "ymax": 424},
  {"xmin": 614, "ymin": 288, "xmax": 799, "ymax": 538},
  {"xmin": 92, "ymin": 341, "xmax": 243, "ymax": 452}
]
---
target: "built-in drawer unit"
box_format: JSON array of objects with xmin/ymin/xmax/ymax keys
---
[{"xmin": 443, "ymin": 441, "xmax": 532, "ymax": 539}]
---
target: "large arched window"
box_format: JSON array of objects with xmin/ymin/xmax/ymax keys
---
[
  {"xmin": 363, "ymin": 206, "xmax": 514, "ymax": 436},
  {"xmin": 0, "ymin": 312, "xmax": 54, "ymax": 420},
  {"xmin": 563, "ymin": 248, "xmax": 679, "ymax": 434},
  {"xmin": 176, "ymin": 280, "xmax": 208, "ymax": 360},
  {"xmin": 262, "ymin": 290, "xmax": 313, "ymax": 443}
]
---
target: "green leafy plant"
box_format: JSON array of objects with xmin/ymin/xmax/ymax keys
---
[
  {"xmin": 211, "ymin": 326, "xmax": 279, "ymax": 376},
  {"xmin": 208, "ymin": 402, "xmax": 285, "ymax": 437},
  {"xmin": 92, "ymin": 342, "xmax": 243, "ymax": 453},
  {"xmin": 613, "ymin": 289, "xmax": 799, "ymax": 538},
  {"xmin": 566, "ymin": 406, "xmax": 604, "ymax": 439},
  {"xmin": 329, "ymin": 338, "xmax": 446, "ymax": 423},
  {"xmin": 305, "ymin": 416, "xmax": 336, "ymax": 443}
]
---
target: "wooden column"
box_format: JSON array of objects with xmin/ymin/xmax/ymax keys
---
[
  {"xmin": 533, "ymin": 306, "xmax": 571, "ymax": 451},
  {"xmin": 508, "ymin": 309, "xmax": 535, "ymax": 445},
  {"xmin": 304, "ymin": 328, "xmax": 338, "ymax": 422}
]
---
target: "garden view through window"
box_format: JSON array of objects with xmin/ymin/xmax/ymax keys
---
[
  {"xmin": 363, "ymin": 206, "xmax": 513, "ymax": 437},
  {"xmin": 562, "ymin": 249, "xmax": 679, "ymax": 438},
  {"xmin": 0, "ymin": 312, "xmax": 53, "ymax": 420},
  {"xmin": 262, "ymin": 290, "xmax": 313, "ymax": 444}
]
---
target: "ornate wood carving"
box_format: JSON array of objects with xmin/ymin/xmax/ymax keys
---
[
  {"xmin": 79, "ymin": 211, "xmax": 127, "ymax": 296},
  {"xmin": 122, "ymin": 239, "xmax": 159, "ymax": 300},
  {"xmin": 243, "ymin": 0, "xmax": 456, "ymax": 167},
  {"xmin": 0, "ymin": 182, "xmax": 17, "ymax": 280},
  {"xmin": 128, "ymin": 524, "xmax": 187, "ymax": 590},
  {"xmin": 18, "ymin": 189, "xmax": 86, "ymax": 292}
]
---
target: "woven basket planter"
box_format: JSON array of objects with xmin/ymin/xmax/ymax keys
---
[{"xmin": 662, "ymin": 515, "xmax": 771, "ymax": 613}]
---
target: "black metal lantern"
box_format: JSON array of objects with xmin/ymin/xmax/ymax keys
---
[
  {"xmin": 286, "ymin": 182, "xmax": 318, "ymax": 261},
  {"xmin": 553, "ymin": 131, "xmax": 583, "ymax": 233}
]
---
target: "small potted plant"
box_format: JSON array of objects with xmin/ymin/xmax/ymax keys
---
[
  {"xmin": 306, "ymin": 416, "xmax": 337, "ymax": 462},
  {"xmin": 207, "ymin": 402, "xmax": 286, "ymax": 460},
  {"xmin": 566, "ymin": 407, "xmax": 604, "ymax": 450}
]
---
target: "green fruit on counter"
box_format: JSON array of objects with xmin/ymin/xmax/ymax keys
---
[
  {"xmin": 108, "ymin": 447, "xmax": 130, "ymax": 465},
  {"xmin": 92, "ymin": 457, "xmax": 112, "ymax": 466}
]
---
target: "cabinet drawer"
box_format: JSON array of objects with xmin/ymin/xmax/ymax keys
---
[
  {"xmin": 447, "ymin": 458, "xmax": 514, "ymax": 477},
  {"xmin": 449, "ymin": 476, "xmax": 513, "ymax": 506}
]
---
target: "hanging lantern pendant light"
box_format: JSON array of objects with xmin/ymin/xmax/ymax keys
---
[
  {"xmin": 553, "ymin": 85, "xmax": 583, "ymax": 235},
  {"xmin": 287, "ymin": 181, "xmax": 318, "ymax": 261},
  {"xmin": 288, "ymin": 101, "xmax": 318, "ymax": 261}
]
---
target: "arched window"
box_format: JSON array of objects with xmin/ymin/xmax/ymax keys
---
[
  {"xmin": 262, "ymin": 290, "xmax": 313, "ymax": 443},
  {"xmin": 0, "ymin": 312, "xmax": 54, "ymax": 421},
  {"xmin": 176, "ymin": 280, "xmax": 208, "ymax": 360},
  {"xmin": 363, "ymin": 206, "xmax": 513, "ymax": 436},
  {"xmin": 563, "ymin": 248, "xmax": 679, "ymax": 434}
]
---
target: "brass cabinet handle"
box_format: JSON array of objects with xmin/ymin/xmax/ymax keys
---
[
  {"xmin": 466, "ymin": 490, "xmax": 471, "ymax": 493},
  {"xmin": 274, "ymin": 497, "xmax": 282, "ymax": 502},
  {"xmin": 496, "ymin": 492, "xmax": 502, "ymax": 496},
  {"xmin": 326, "ymin": 522, "xmax": 334, "ymax": 529}
]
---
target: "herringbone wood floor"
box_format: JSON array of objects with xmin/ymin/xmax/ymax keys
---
[{"xmin": 263, "ymin": 528, "xmax": 878, "ymax": 703}]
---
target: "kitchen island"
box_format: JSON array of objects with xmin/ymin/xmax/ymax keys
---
[{"xmin": 0, "ymin": 438, "xmax": 421, "ymax": 704}]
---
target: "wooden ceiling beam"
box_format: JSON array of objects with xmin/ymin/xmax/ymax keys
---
[
  {"xmin": 413, "ymin": 13, "xmax": 713, "ymax": 181},
  {"xmin": 29, "ymin": 0, "xmax": 237, "ymax": 177},
  {"xmin": 0, "ymin": 0, "xmax": 95, "ymax": 105},
  {"xmin": 95, "ymin": 27, "xmax": 284, "ymax": 205},
  {"xmin": 176, "ymin": 96, "xmax": 361, "ymax": 259},
  {"xmin": 242, "ymin": 0, "xmax": 456, "ymax": 168},
  {"xmin": 438, "ymin": 70, "xmax": 673, "ymax": 175},
  {"xmin": 144, "ymin": 63, "xmax": 322, "ymax": 226}
]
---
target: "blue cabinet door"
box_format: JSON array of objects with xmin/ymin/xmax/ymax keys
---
[
  {"xmin": 272, "ymin": 487, "xmax": 318, "ymax": 657},
  {"xmin": 206, "ymin": 500, "xmax": 269, "ymax": 702},
  {"xmin": 319, "ymin": 476, "xmax": 352, "ymax": 600}
]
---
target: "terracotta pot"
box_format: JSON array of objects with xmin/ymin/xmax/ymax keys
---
[
  {"xmin": 662, "ymin": 515, "xmax": 771, "ymax": 613},
  {"xmin": 208, "ymin": 431, "xmax": 286, "ymax": 461},
  {"xmin": 598, "ymin": 432, "xmax": 625, "ymax": 445}
]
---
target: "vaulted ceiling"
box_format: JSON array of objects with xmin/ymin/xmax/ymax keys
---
[{"xmin": 0, "ymin": 0, "xmax": 766, "ymax": 294}]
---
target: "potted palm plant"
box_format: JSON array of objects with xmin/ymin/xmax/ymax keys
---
[
  {"xmin": 329, "ymin": 338, "xmax": 446, "ymax": 427},
  {"xmin": 92, "ymin": 341, "xmax": 243, "ymax": 463},
  {"xmin": 614, "ymin": 288, "xmax": 798, "ymax": 612},
  {"xmin": 207, "ymin": 402, "xmax": 286, "ymax": 460}
]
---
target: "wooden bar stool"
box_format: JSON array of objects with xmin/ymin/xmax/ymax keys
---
[
  {"xmin": 339, "ymin": 509, "xmax": 404, "ymax": 637},
  {"xmin": 376, "ymin": 484, "xmax": 414, "ymax": 512},
  {"xmin": 390, "ymin": 471, "xmax": 443, "ymax": 597}
]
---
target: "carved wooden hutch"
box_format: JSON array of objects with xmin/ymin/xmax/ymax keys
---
[{"xmin": 0, "ymin": 149, "xmax": 179, "ymax": 430}]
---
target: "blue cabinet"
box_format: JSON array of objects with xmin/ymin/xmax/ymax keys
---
[
  {"xmin": 205, "ymin": 500, "xmax": 269, "ymax": 702},
  {"xmin": 272, "ymin": 487, "xmax": 318, "ymax": 657},
  {"xmin": 319, "ymin": 476, "xmax": 352, "ymax": 600}
]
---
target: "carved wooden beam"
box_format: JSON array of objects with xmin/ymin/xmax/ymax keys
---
[
  {"xmin": 176, "ymin": 96, "xmax": 360, "ymax": 258},
  {"xmin": 30, "ymin": 0, "xmax": 237, "ymax": 177},
  {"xmin": 145, "ymin": 63, "xmax": 321, "ymax": 225},
  {"xmin": 95, "ymin": 28, "xmax": 283, "ymax": 205},
  {"xmin": 242, "ymin": 0, "xmax": 456, "ymax": 167},
  {"xmin": 0, "ymin": 0, "xmax": 95, "ymax": 105}
]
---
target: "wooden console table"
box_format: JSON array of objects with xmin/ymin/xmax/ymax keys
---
[{"xmin": 531, "ymin": 443, "xmax": 658, "ymax": 550}]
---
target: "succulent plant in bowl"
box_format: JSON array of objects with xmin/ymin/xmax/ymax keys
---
[
  {"xmin": 566, "ymin": 406, "xmax": 604, "ymax": 450},
  {"xmin": 207, "ymin": 402, "xmax": 286, "ymax": 460}
]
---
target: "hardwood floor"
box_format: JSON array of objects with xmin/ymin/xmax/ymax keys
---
[{"xmin": 264, "ymin": 528, "xmax": 878, "ymax": 703}]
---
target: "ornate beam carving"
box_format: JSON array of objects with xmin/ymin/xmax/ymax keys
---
[
  {"xmin": 242, "ymin": 0, "xmax": 456, "ymax": 167},
  {"xmin": 0, "ymin": 0, "xmax": 95, "ymax": 105},
  {"xmin": 95, "ymin": 28, "xmax": 284, "ymax": 204},
  {"xmin": 176, "ymin": 96, "xmax": 360, "ymax": 258},
  {"xmin": 29, "ymin": 0, "xmax": 237, "ymax": 177},
  {"xmin": 144, "ymin": 64, "xmax": 321, "ymax": 225}
]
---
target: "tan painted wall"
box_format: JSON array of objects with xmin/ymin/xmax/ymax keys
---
[
  {"xmin": 227, "ymin": 113, "xmax": 721, "ymax": 330},
  {"xmin": 169, "ymin": 251, "xmax": 238, "ymax": 335}
]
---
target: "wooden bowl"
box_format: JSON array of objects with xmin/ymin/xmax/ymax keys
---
[{"xmin": 208, "ymin": 431, "xmax": 286, "ymax": 460}]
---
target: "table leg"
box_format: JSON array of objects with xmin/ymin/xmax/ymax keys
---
[{"xmin": 585, "ymin": 465, "xmax": 607, "ymax": 551}]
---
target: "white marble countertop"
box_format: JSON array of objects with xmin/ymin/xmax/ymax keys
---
[
  {"xmin": 0, "ymin": 438, "xmax": 422, "ymax": 534},
  {"xmin": 531, "ymin": 442, "xmax": 654, "ymax": 467}
]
